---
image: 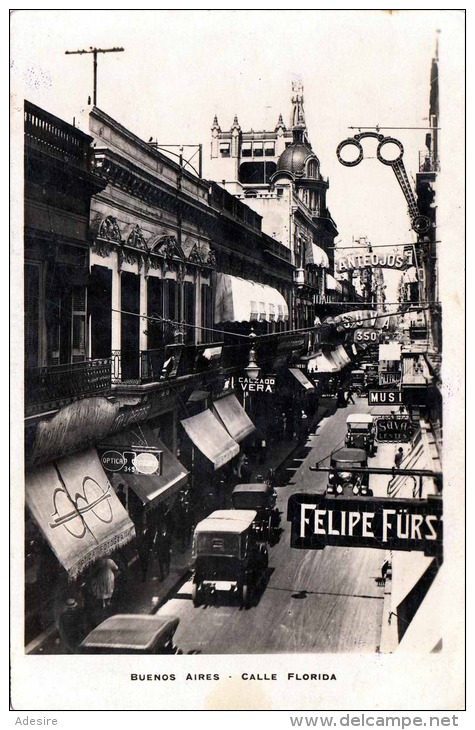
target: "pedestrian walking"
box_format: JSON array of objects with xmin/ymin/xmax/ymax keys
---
[
  {"xmin": 259, "ymin": 437, "xmax": 268, "ymax": 464},
  {"xmin": 116, "ymin": 484, "xmax": 127, "ymax": 509},
  {"xmin": 394, "ymin": 447, "xmax": 404, "ymax": 469},
  {"xmin": 346, "ymin": 387, "xmax": 355, "ymax": 405},
  {"xmin": 156, "ymin": 515, "xmax": 172, "ymax": 581},
  {"xmin": 241, "ymin": 456, "xmax": 252, "ymax": 483},
  {"xmin": 136, "ymin": 515, "xmax": 154, "ymax": 582},
  {"xmin": 89, "ymin": 557, "xmax": 119, "ymax": 608},
  {"xmin": 56, "ymin": 597, "xmax": 88, "ymax": 654}
]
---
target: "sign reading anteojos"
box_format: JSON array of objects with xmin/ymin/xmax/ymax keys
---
[
  {"xmin": 287, "ymin": 494, "xmax": 442, "ymax": 555},
  {"xmin": 335, "ymin": 250, "xmax": 413, "ymax": 273}
]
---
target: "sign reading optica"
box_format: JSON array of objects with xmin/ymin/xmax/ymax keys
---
[
  {"xmin": 99, "ymin": 447, "xmax": 162, "ymax": 476},
  {"xmin": 287, "ymin": 493, "xmax": 442, "ymax": 555}
]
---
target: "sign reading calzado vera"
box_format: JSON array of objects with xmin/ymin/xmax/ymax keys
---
[{"xmin": 287, "ymin": 494, "xmax": 442, "ymax": 556}]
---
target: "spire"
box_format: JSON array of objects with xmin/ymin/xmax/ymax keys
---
[
  {"xmin": 275, "ymin": 113, "xmax": 286, "ymax": 132},
  {"xmin": 291, "ymin": 80, "xmax": 306, "ymax": 130},
  {"xmin": 211, "ymin": 114, "xmax": 221, "ymax": 132},
  {"xmin": 231, "ymin": 114, "xmax": 241, "ymax": 131}
]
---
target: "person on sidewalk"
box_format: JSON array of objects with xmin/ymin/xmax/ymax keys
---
[
  {"xmin": 56, "ymin": 597, "xmax": 88, "ymax": 654},
  {"xmin": 84, "ymin": 557, "xmax": 119, "ymax": 628},
  {"xmin": 156, "ymin": 514, "xmax": 172, "ymax": 581},
  {"xmin": 394, "ymin": 447, "xmax": 404, "ymax": 469},
  {"xmin": 241, "ymin": 456, "xmax": 252, "ymax": 483},
  {"xmin": 259, "ymin": 437, "xmax": 268, "ymax": 464}
]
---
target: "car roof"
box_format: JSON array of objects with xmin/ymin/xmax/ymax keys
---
[
  {"xmin": 232, "ymin": 483, "xmax": 271, "ymax": 495},
  {"xmin": 332, "ymin": 447, "xmax": 367, "ymax": 461},
  {"xmin": 79, "ymin": 614, "xmax": 179, "ymax": 651},
  {"xmin": 346, "ymin": 414, "xmax": 373, "ymax": 424},
  {"xmin": 351, "ymin": 369, "xmax": 365, "ymax": 375},
  {"xmin": 194, "ymin": 509, "xmax": 258, "ymax": 534}
]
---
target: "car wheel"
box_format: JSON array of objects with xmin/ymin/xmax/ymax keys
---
[
  {"xmin": 191, "ymin": 581, "xmax": 202, "ymax": 607},
  {"xmin": 242, "ymin": 583, "xmax": 251, "ymax": 608}
]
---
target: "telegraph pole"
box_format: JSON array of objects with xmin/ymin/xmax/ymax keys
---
[{"xmin": 65, "ymin": 46, "xmax": 124, "ymax": 106}]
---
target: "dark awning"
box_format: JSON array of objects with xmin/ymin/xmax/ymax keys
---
[
  {"xmin": 181, "ymin": 409, "xmax": 240, "ymax": 469},
  {"xmin": 99, "ymin": 425, "xmax": 188, "ymax": 509},
  {"xmin": 288, "ymin": 368, "xmax": 315, "ymax": 391},
  {"xmin": 212, "ymin": 393, "xmax": 256, "ymax": 443},
  {"xmin": 25, "ymin": 449, "xmax": 135, "ymax": 579}
]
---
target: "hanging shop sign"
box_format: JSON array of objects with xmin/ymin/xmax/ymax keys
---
[
  {"xmin": 353, "ymin": 328, "xmax": 381, "ymax": 345},
  {"xmin": 98, "ymin": 446, "xmax": 163, "ymax": 476},
  {"xmin": 335, "ymin": 250, "xmax": 413, "ymax": 273},
  {"xmin": 368, "ymin": 389, "xmax": 403, "ymax": 405},
  {"xmin": 331, "ymin": 311, "xmax": 396, "ymax": 334},
  {"xmin": 287, "ymin": 493, "xmax": 442, "ymax": 556},
  {"xmin": 237, "ymin": 375, "xmax": 276, "ymax": 393},
  {"xmin": 375, "ymin": 415, "xmax": 415, "ymax": 442}
]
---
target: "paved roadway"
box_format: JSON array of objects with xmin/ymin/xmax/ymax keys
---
[{"xmin": 157, "ymin": 398, "xmax": 398, "ymax": 654}]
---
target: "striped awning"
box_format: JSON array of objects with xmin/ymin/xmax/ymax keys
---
[
  {"xmin": 306, "ymin": 242, "xmax": 330, "ymax": 268},
  {"xmin": 326, "ymin": 273, "xmax": 342, "ymax": 293},
  {"xmin": 215, "ymin": 273, "xmax": 289, "ymax": 323}
]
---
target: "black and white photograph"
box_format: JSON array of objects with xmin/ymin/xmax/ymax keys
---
[{"xmin": 10, "ymin": 8, "xmax": 465, "ymax": 714}]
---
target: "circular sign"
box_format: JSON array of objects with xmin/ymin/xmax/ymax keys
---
[
  {"xmin": 100, "ymin": 450, "xmax": 126, "ymax": 473},
  {"xmin": 133, "ymin": 451, "xmax": 160, "ymax": 475}
]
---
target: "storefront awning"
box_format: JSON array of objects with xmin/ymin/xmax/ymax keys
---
[
  {"xmin": 307, "ymin": 352, "xmax": 339, "ymax": 373},
  {"xmin": 402, "ymin": 266, "xmax": 419, "ymax": 284},
  {"xmin": 396, "ymin": 563, "xmax": 444, "ymax": 653},
  {"xmin": 212, "ymin": 393, "xmax": 256, "ymax": 443},
  {"xmin": 100, "ymin": 425, "xmax": 189, "ymax": 509},
  {"xmin": 326, "ymin": 273, "xmax": 342, "ymax": 293},
  {"xmin": 288, "ymin": 368, "xmax": 315, "ymax": 390},
  {"xmin": 25, "ymin": 449, "xmax": 135, "ymax": 579},
  {"xmin": 306, "ymin": 241, "xmax": 330, "ymax": 268},
  {"xmin": 215, "ymin": 273, "xmax": 289, "ymax": 323},
  {"xmin": 187, "ymin": 389, "xmax": 210, "ymax": 403},
  {"xmin": 181, "ymin": 409, "xmax": 240, "ymax": 469},
  {"xmin": 329, "ymin": 344, "xmax": 351, "ymax": 370}
]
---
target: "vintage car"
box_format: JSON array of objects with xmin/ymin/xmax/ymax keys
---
[
  {"xmin": 78, "ymin": 614, "xmax": 182, "ymax": 655},
  {"xmin": 231, "ymin": 483, "xmax": 280, "ymax": 542},
  {"xmin": 349, "ymin": 369, "xmax": 366, "ymax": 396},
  {"xmin": 191, "ymin": 510, "xmax": 268, "ymax": 608},
  {"xmin": 345, "ymin": 414, "xmax": 375, "ymax": 455},
  {"xmin": 325, "ymin": 447, "xmax": 373, "ymax": 497}
]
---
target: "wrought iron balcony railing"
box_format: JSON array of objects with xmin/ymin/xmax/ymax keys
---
[{"xmin": 25, "ymin": 358, "xmax": 112, "ymax": 416}]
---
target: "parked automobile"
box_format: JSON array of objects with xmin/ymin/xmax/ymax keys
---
[
  {"xmin": 191, "ymin": 510, "xmax": 268, "ymax": 608},
  {"xmin": 345, "ymin": 414, "xmax": 375, "ymax": 455},
  {"xmin": 325, "ymin": 447, "xmax": 373, "ymax": 497},
  {"xmin": 78, "ymin": 614, "xmax": 183, "ymax": 654},
  {"xmin": 231, "ymin": 483, "xmax": 280, "ymax": 542}
]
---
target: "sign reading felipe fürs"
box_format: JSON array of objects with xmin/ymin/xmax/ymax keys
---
[{"xmin": 287, "ymin": 493, "xmax": 442, "ymax": 556}]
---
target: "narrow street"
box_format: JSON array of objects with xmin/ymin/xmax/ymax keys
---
[{"xmin": 156, "ymin": 398, "xmax": 395, "ymax": 654}]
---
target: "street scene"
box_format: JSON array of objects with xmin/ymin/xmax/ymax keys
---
[{"xmin": 12, "ymin": 8, "xmax": 464, "ymax": 714}]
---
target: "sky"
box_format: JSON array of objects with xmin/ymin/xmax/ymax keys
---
[{"xmin": 11, "ymin": 8, "xmax": 464, "ymax": 303}]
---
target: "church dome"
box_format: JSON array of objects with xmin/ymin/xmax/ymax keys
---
[{"xmin": 275, "ymin": 126, "xmax": 321, "ymax": 179}]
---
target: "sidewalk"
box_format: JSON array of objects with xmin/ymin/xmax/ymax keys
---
[{"xmin": 27, "ymin": 401, "xmax": 332, "ymax": 654}]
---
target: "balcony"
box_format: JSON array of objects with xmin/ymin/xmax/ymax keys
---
[
  {"xmin": 25, "ymin": 359, "xmax": 112, "ymax": 417},
  {"xmin": 25, "ymin": 101, "xmax": 94, "ymax": 172}
]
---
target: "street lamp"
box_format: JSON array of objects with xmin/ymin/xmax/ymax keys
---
[{"xmin": 244, "ymin": 330, "xmax": 261, "ymax": 380}]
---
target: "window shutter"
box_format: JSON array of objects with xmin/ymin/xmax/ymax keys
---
[{"xmin": 71, "ymin": 286, "xmax": 87, "ymax": 362}]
